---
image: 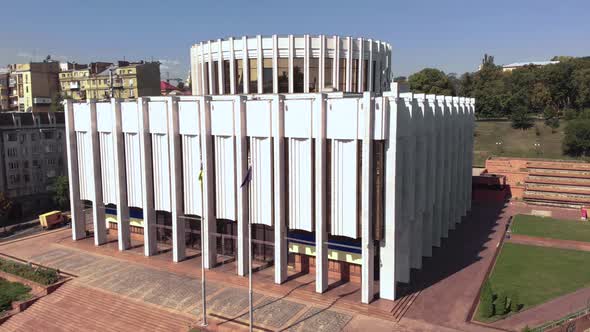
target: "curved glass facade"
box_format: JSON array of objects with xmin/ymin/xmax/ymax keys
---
[{"xmin": 190, "ymin": 35, "xmax": 392, "ymax": 95}]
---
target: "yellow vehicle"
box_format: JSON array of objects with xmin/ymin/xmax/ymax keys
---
[{"xmin": 39, "ymin": 211, "xmax": 64, "ymax": 229}]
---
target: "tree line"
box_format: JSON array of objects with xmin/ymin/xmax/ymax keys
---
[{"xmin": 396, "ymin": 55, "xmax": 590, "ymax": 157}]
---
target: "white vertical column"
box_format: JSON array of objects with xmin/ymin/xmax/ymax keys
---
[
  {"xmin": 346, "ymin": 36, "xmax": 352, "ymax": 92},
  {"xmin": 422, "ymin": 97, "xmax": 435, "ymax": 257},
  {"xmin": 319, "ymin": 35, "xmax": 325, "ymax": 92},
  {"xmin": 200, "ymin": 96, "xmax": 217, "ymax": 268},
  {"xmin": 89, "ymin": 100, "xmax": 107, "ymax": 246},
  {"xmin": 303, "ymin": 34, "xmax": 310, "ymax": 93},
  {"xmin": 396, "ymin": 93, "xmax": 414, "ymax": 283},
  {"xmin": 334, "ymin": 36, "xmax": 340, "ymax": 91},
  {"xmin": 229, "ymin": 38, "xmax": 236, "ymax": 94},
  {"xmin": 368, "ymin": 40, "xmax": 374, "ymax": 92},
  {"xmin": 272, "ymin": 35, "xmax": 279, "ymax": 94},
  {"xmin": 65, "ymin": 100, "xmax": 85, "ymax": 240},
  {"xmin": 217, "ymin": 39, "xmax": 224, "ymax": 94},
  {"xmin": 430, "ymin": 96, "xmax": 443, "ymax": 247},
  {"xmin": 168, "ymin": 97, "xmax": 185, "ymax": 262},
  {"xmin": 358, "ymin": 39, "xmax": 364, "ymax": 93},
  {"xmin": 411, "ymin": 97, "xmax": 424, "ymax": 269},
  {"xmin": 288, "ymin": 35, "xmax": 294, "ymax": 94},
  {"xmin": 257, "ymin": 35, "xmax": 263, "ymax": 94},
  {"xmin": 380, "ymin": 93, "xmax": 397, "ymax": 300},
  {"xmin": 199, "ymin": 43, "xmax": 206, "ymax": 95},
  {"xmin": 315, "ymin": 93, "xmax": 328, "ymax": 293},
  {"xmin": 236, "ymin": 95, "xmax": 248, "ymax": 276},
  {"xmin": 242, "ymin": 37, "xmax": 249, "ymax": 94},
  {"xmin": 441, "ymin": 97, "xmax": 452, "ymax": 235},
  {"xmin": 361, "ymin": 92, "xmax": 375, "ymax": 304},
  {"xmin": 139, "ymin": 98, "xmax": 157, "ymax": 256},
  {"xmin": 112, "ymin": 99, "xmax": 130, "ymax": 250},
  {"xmin": 273, "ymin": 95, "xmax": 287, "ymax": 284},
  {"xmin": 207, "ymin": 41, "xmax": 214, "ymax": 95}
]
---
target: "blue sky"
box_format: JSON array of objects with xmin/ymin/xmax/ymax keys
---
[{"xmin": 2, "ymin": 0, "xmax": 589, "ymax": 80}]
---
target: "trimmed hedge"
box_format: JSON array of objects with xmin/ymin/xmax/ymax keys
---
[{"xmin": 0, "ymin": 258, "xmax": 59, "ymax": 286}]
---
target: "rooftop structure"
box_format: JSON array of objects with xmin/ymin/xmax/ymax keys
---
[{"xmin": 502, "ymin": 60, "xmax": 560, "ymax": 72}]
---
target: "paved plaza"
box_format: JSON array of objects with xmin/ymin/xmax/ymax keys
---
[{"xmin": 4, "ymin": 201, "xmax": 581, "ymax": 331}]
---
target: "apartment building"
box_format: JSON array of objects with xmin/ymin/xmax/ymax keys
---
[
  {"xmin": 59, "ymin": 61, "xmax": 161, "ymax": 101},
  {"xmin": 7, "ymin": 61, "xmax": 61, "ymax": 112},
  {"xmin": 0, "ymin": 112, "xmax": 66, "ymax": 215},
  {"xmin": 0, "ymin": 70, "xmax": 9, "ymax": 111}
]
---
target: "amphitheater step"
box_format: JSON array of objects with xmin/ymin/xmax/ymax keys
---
[
  {"xmin": 526, "ymin": 161, "xmax": 590, "ymax": 172},
  {"xmin": 525, "ymin": 177, "xmax": 590, "ymax": 187},
  {"xmin": 528, "ymin": 170, "xmax": 590, "ymax": 179},
  {"xmin": 525, "ymin": 185, "xmax": 590, "ymax": 196}
]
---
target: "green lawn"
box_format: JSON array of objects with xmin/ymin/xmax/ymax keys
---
[
  {"xmin": 511, "ymin": 214, "xmax": 590, "ymax": 242},
  {"xmin": 0, "ymin": 278, "xmax": 31, "ymax": 312},
  {"xmin": 473, "ymin": 119, "xmax": 578, "ymax": 167},
  {"xmin": 475, "ymin": 243, "xmax": 590, "ymax": 322}
]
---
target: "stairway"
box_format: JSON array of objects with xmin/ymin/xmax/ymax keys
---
[
  {"xmin": 523, "ymin": 161, "xmax": 590, "ymax": 208},
  {"xmin": 0, "ymin": 282, "xmax": 194, "ymax": 332}
]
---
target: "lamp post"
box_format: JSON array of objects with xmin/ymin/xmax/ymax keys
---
[
  {"xmin": 495, "ymin": 140, "xmax": 503, "ymax": 155},
  {"xmin": 534, "ymin": 142, "xmax": 542, "ymax": 156}
]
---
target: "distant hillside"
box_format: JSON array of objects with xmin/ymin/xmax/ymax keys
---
[{"xmin": 473, "ymin": 120, "xmax": 581, "ymax": 166}]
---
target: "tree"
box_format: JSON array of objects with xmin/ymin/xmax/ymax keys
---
[
  {"xmin": 543, "ymin": 106, "xmax": 560, "ymax": 130},
  {"xmin": 408, "ymin": 68, "xmax": 454, "ymax": 95},
  {"xmin": 495, "ymin": 291, "xmax": 508, "ymax": 315},
  {"xmin": 49, "ymin": 93, "xmax": 64, "ymax": 113},
  {"xmin": 563, "ymin": 117, "xmax": 590, "ymax": 157},
  {"xmin": 573, "ymin": 68, "xmax": 590, "ymax": 109},
  {"xmin": 511, "ymin": 108, "xmax": 534, "ymax": 130},
  {"xmin": 51, "ymin": 176, "xmax": 70, "ymax": 210},
  {"xmin": 480, "ymin": 280, "xmax": 495, "ymax": 317},
  {"xmin": 0, "ymin": 192, "xmax": 13, "ymax": 232}
]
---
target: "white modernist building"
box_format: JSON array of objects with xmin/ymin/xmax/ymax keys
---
[{"xmin": 65, "ymin": 35, "xmax": 475, "ymax": 304}]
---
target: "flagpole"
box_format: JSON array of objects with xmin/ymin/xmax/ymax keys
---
[
  {"xmin": 199, "ymin": 168, "xmax": 207, "ymax": 327},
  {"xmin": 248, "ymin": 208, "xmax": 253, "ymax": 332}
]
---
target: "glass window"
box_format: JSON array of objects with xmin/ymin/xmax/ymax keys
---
[
  {"xmin": 338, "ymin": 58, "xmax": 347, "ymax": 91},
  {"xmin": 248, "ymin": 59, "xmax": 258, "ymax": 93},
  {"xmin": 212, "ymin": 61, "xmax": 219, "ymax": 95},
  {"xmin": 309, "ymin": 58, "xmax": 319, "ymax": 92},
  {"xmin": 203, "ymin": 62, "xmax": 209, "ymax": 95},
  {"xmin": 235, "ymin": 59, "xmax": 244, "ymax": 94},
  {"xmin": 371, "ymin": 60, "xmax": 377, "ymax": 92},
  {"xmin": 262, "ymin": 58, "xmax": 273, "ymax": 93},
  {"xmin": 324, "ymin": 57, "xmax": 333, "ymax": 90},
  {"xmin": 223, "ymin": 60, "xmax": 231, "ymax": 93},
  {"xmin": 351, "ymin": 59, "xmax": 359, "ymax": 92},
  {"xmin": 277, "ymin": 58, "xmax": 289, "ymax": 93},
  {"xmin": 363, "ymin": 60, "xmax": 369, "ymax": 91},
  {"xmin": 293, "ymin": 58, "xmax": 304, "ymax": 93}
]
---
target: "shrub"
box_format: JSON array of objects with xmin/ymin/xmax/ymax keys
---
[
  {"xmin": 521, "ymin": 325, "xmax": 532, "ymax": 332},
  {"xmin": 563, "ymin": 108, "xmax": 578, "ymax": 120},
  {"xmin": 510, "ymin": 109, "xmax": 534, "ymax": 130},
  {"xmin": 563, "ymin": 118, "xmax": 590, "ymax": 157},
  {"xmin": 0, "ymin": 293, "xmax": 11, "ymax": 312},
  {"xmin": 0, "ymin": 258, "xmax": 59, "ymax": 285},
  {"xmin": 495, "ymin": 291, "xmax": 508, "ymax": 315},
  {"xmin": 480, "ymin": 279, "xmax": 495, "ymax": 317},
  {"xmin": 510, "ymin": 292, "xmax": 522, "ymax": 312}
]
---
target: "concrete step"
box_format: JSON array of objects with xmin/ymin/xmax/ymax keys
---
[
  {"xmin": 525, "ymin": 185, "xmax": 590, "ymax": 196},
  {"xmin": 525, "ymin": 176, "xmax": 590, "ymax": 187},
  {"xmin": 528, "ymin": 170, "xmax": 590, "ymax": 179},
  {"xmin": 526, "ymin": 161, "xmax": 590, "ymax": 172}
]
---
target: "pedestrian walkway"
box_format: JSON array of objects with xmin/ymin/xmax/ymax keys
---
[{"xmin": 0, "ymin": 282, "xmax": 194, "ymax": 332}]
